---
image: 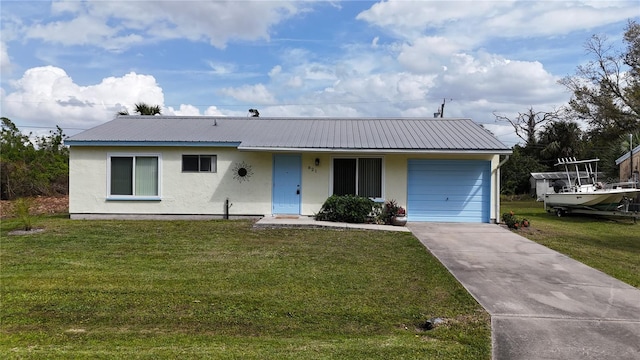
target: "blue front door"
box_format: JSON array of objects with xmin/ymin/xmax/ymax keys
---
[{"xmin": 273, "ymin": 154, "xmax": 301, "ymax": 214}]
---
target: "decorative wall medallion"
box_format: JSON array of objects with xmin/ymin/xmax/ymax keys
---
[{"xmin": 232, "ymin": 161, "xmax": 253, "ymax": 183}]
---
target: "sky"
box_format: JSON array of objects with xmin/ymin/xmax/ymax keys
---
[{"xmin": 1, "ymin": 0, "xmax": 638, "ymax": 146}]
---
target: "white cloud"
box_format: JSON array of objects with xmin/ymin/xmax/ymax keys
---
[
  {"xmin": 483, "ymin": 2, "xmax": 636, "ymax": 38},
  {"xmin": 397, "ymin": 36, "xmax": 463, "ymax": 73},
  {"xmin": 204, "ymin": 106, "xmax": 225, "ymax": 116},
  {"xmin": 166, "ymin": 104, "xmax": 201, "ymax": 116},
  {"xmin": 269, "ymin": 65, "xmax": 282, "ymax": 78},
  {"xmin": 438, "ymin": 52, "xmax": 567, "ymax": 105},
  {"xmin": 371, "ymin": 36, "xmax": 379, "ymax": 48},
  {"xmin": 219, "ymin": 83, "xmax": 277, "ymax": 105},
  {"xmin": 206, "ymin": 61, "xmax": 237, "ymax": 76},
  {"xmin": 286, "ymin": 76, "xmax": 304, "ymax": 88},
  {"xmin": 357, "ymin": 0, "xmax": 511, "ymax": 39},
  {"xmin": 21, "ymin": 1, "xmax": 307, "ymax": 51},
  {"xmin": 164, "ymin": 104, "xmax": 225, "ymax": 116},
  {"xmin": 27, "ymin": 15, "xmax": 119, "ymax": 47},
  {"xmin": 2, "ymin": 66, "xmax": 164, "ymax": 131},
  {"xmin": 357, "ymin": 0, "xmax": 636, "ymax": 43},
  {"xmin": 0, "ymin": 41, "xmax": 11, "ymax": 75}
]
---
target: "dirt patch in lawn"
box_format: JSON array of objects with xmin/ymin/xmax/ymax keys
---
[{"xmin": 0, "ymin": 195, "xmax": 69, "ymax": 219}]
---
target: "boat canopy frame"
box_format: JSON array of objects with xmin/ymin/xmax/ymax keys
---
[{"xmin": 554, "ymin": 157, "xmax": 600, "ymax": 191}]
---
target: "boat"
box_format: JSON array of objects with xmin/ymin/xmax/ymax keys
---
[{"xmin": 543, "ymin": 158, "xmax": 640, "ymax": 213}]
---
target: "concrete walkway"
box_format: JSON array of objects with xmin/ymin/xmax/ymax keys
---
[
  {"xmin": 254, "ymin": 215, "xmax": 411, "ymax": 232},
  {"xmin": 408, "ymin": 223, "xmax": 640, "ymax": 360}
]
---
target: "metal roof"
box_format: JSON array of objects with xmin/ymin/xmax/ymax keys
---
[
  {"xmin": 65, "ymin": 116, "xmax": 511, "ymax": 153},
  {"xmin": 615, "ymin": 144, "xmax": 640, "ymax": 165},
  {"xmin": 530, "ymin": 171, "xmax": 601, "ymax": 180}
]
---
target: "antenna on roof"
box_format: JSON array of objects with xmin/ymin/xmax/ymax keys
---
[
  {"xmin": 214, "ymin": 118, "xmax": 217, "ymax": 126},
  {"xmin": 433, "ymin": 98, "xmax": 446, "ymax": 118},
  {"xmin": 248, "ymin": 108, "xmax": 260, "ymax": 117}
]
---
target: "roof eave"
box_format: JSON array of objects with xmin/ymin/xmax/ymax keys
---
[
  {"xmin": 64, "ymin": 140, "xmax": 242, "ymax": 147},
  {"xmin": 238, "ymin": 146, "xmax": 512, "ymax": 155}
]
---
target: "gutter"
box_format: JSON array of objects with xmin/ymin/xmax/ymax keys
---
[
  {"xmin": 493, "ymin": 154, "xmax": 511, "ymax": 224},
  {"xmin": 497, "ymin": 154, "xmax": 511, "ymax": 169},
  {"xmin": 238, "ymin": 146, "xmax": 513, "ymax": 155}
]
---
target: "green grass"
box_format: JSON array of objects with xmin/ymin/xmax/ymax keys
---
[
  {"xmin": 0, "ymin": 217, "xmax": 490, "ymax": 359},
  {"xmin": 502, "ymin": 197, "xmax": 640, "ymax": 288}
]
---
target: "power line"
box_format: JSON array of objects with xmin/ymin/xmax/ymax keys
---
[
  {"xmin": 11, "ymin": 124, "xmax": 88, "ymax": 131},
  {"xmin": 0, "ymin": 95, "xmax": 452, "ymax": 108}
]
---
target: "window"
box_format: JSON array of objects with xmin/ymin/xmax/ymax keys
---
[
  {"xmin": 333, "ymin": 157, "xmax": 382, "ymax": 198},
  {"xmin": 182, "ymin": 155, "xmax": 217, "ymax": 172},
  {"xmin": 108, "ymin": 154, "xmax": 160, "ymax": 199}
]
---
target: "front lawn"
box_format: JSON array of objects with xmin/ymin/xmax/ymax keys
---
[
  {"xmin": 0, "ymin": 218, "xmax": 490, "ymax": 359},
  {"xmin": 501, "ymin": 197, "xmax": 640, "ymax": 288}
]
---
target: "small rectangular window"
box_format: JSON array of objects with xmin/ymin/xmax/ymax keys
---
[
  {"xmin": 182, "ymin": 155, "xmax": 216, "ymax": 172},
  {"xmin": 111, "ymin": 157, "xmax": 133, "ymax": 195},
  {"xmin": 182, "ymin": 155, "xmax": 199, "ymax": 172}
]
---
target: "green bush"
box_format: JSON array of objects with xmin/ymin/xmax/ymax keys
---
[
  {"xmin": 380, "ymin": 199, "xmax": 406, "ymax": 225},
  {"xmin": 14, "ymin": 197, "xmax": 34, "ymax": 231},
  {"xmin": 501, "ymin": 211, "xmax": 530, "ymax": 230},
  {"xmin": 315, "ymin": 195, "xmax": 375, "ymax": 223},
  {"xmin": 1, "ymin": 117, "xmax": 69, "ymax": 200}
]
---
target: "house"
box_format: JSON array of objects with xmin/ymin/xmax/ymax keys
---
[
  {"xmin": 615, "ymin": 144, "xmax": 640, "ymax": 183},
  {"xmin": 64, "ymin": 116, "xmax": 512, "ymax": 223}
]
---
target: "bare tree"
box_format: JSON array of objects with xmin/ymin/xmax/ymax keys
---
[
  {"xmin": 559, "ymin": 20, "xmax": 640, "ymax": 140},
  {"xmin": 493, "ymin": 107, "xmax": 560, "ymax": 146}
]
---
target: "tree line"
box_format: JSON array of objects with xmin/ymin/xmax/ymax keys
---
[
  {"xmin": 1, "ymin": 117, "xmax": 69, "ymax": 200},
  {"xmin": 499, "ymin": 20, "xmax": 640, "ymax": 195}
]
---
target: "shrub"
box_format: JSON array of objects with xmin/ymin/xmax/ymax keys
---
[
  {"xmin": 315, "ymin": 195, "xmax": 375, "ymax": 223},
  {"xmin": 369, "ymin": 202, "xmax": 383, "ymax": 223},
  {"xmin": 380, "ymin": 199, "xmax": 407, "ymax": 225},
  {"xmin": 1, "ymin": 118, "xmax": 69, "ymax": 200},
  {"xmin": 14, "ymin": 197, "xmax": 34, "ymax": 231},
  {"xmin": 501, "ymin": 211, "xmax": 530, "ymax": 230}
]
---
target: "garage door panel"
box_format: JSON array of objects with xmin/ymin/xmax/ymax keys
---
[
  {"xmin": 408, "ymin": 194, "xmax": 484, "ymax": 203},
  {"xmin": 411, "ymin": 183, "xmax": 485, "ymax": 193},
  {"xmin": 407, "ymin": 160, "xmax": 490, "ymax": 223},
  {"xmin": 411, "ymin": 173, "xmax": 485, "ymax": 184},
  {"xmin": 410, "ymin": 199, "xmax": 486, "ymax": 211}
]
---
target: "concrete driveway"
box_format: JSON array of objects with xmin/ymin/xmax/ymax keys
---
[{"xmin": 407, "ymin": 223, "xmax": 640, "ymax": 360}]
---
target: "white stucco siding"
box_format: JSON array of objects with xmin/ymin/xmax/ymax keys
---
[
  {"xmin": 70, "ymin": 147, "xmax": 502, "ymax": 221},
  {"xmin": 384, "ymin": 154, "xmax": 407, "ymax": 205},
  {"xmin": 70, "ymin": 146, "xmax": 272, "ymax": 216},
  {"xmin": 300, "ymin": 153, "xmax": 330, "ymax": 215}
]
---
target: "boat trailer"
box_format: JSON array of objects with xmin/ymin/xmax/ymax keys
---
[{"xmin": 545, "ymin": 197, "xmax": 639, "ymax": 222}]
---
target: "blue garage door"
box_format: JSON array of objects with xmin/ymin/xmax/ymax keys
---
[{"xmin": 407, "ymin": 160, "xmax": 490, "ymax": 223}]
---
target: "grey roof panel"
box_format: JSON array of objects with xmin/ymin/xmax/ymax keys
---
[
  {"xmin": 615, "ymin": 144, "xmax": 640, "ymax": 165},
  {"xmin": 66, "ymin": 116, "xmax": 511, "ymax": 152},
  {"xmin": 530, "ymin": 171, "xmax": 601, "ymax": 180}
]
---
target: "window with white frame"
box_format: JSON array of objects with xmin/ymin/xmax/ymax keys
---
[
  {"xmin": 108, "ymin": 154, "xmax": 160, "ymax": 198},
  {"xmin": 182, "ymin": 155, "xmax": 217, "ymax": 172},
  {"xmin": 333, "ymin": 157, "xmax": 382, "ymax": 198}
]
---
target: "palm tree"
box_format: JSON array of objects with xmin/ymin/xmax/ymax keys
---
[
  {"xmin": 538, "ymin": 120, "xmax": 584, "ymax": 166},
  {"xmin": 117, "ymin": 102, "xmax": 162, "ymax": 116}
]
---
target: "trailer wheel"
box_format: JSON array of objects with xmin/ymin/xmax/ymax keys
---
[{"xmin": 556, "ymin": 209, "xmax": 564, "ymax": 217}]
